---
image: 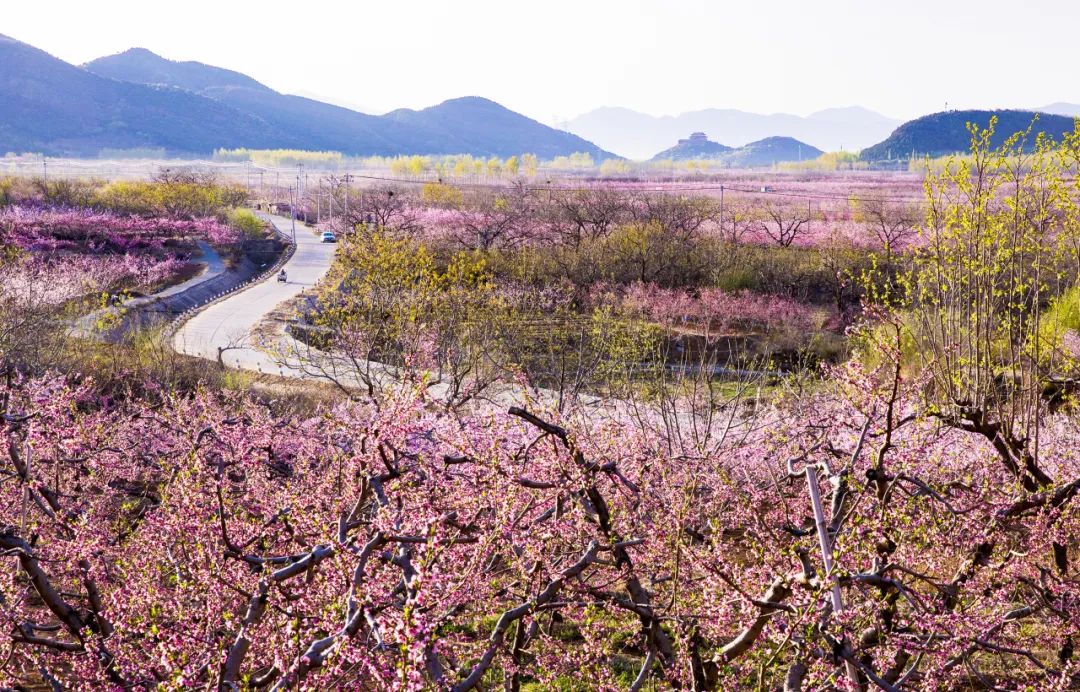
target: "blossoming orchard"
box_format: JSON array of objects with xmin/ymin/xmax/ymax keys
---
[{"xmin": 3, "ymin": 121, "xmax": 1080, "ymax": 690}]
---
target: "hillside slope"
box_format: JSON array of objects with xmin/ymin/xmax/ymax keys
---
[
  {"xmin": 85, "ymin": 47, "xmax": 270, "ymax": 93},
  {"xmin": 723, "ymin": 136, "xmax": 823, "ymax": 167},
  {"xmin": 83, "ymin": 47, "xmax": 613, "ymax": 159},
  {"xmin": 0, "ymin": 34, "xmax": 292, "ymax": 156},
  {"xmin": 650, "ymin": 132, "xmax": 734, "ymax": 161},
  {"xmin": 861, "ymin": 110, "xmax": 1078, "ymax": 161},
  {"xmin": 384, "ymin": 97, "xmax": 612, "ymax": 159}
]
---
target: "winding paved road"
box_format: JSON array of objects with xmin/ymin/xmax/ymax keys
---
[
  {"xmin": 168, "ymin": 216, "xmax": 554, "ymax": 405},
  {"xmin": 172, "ymin": 215, "xmax": 337, "ymax": 372},
  {"xmin": 167, "ymin": 217, "xmax": 585, "ymax": 408}
]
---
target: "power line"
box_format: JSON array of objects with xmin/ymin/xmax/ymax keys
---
[{"xmin": 335, "ymin": 172, "xmax": 929, "ymax": 206}]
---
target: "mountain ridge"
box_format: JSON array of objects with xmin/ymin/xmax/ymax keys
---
[
  {"xmin": 860, "ymin": 109, "xmax": 1078, "ymax": 161},
  {"xmin": 85, "ymin": 48, "xmax": 272, "ymax": 93},
  {"xmin": 563, "ymin": 106, "xmax": 901, "ymax": 159},
  {"xmin": 0, "ymin": 34, "xmax": 293, "ymax": 156},
  {"xmin": 1035, "ymin": 102, "xmax": 1080, "ymax": 118},
  {"xmin": 9, "ymin": 34, "xmax": 1080, "ymax": 164},
  {"xmin": 0, "ymin": 35, "xmax": 613, "ymax": 159},
  {"xmin": 83, "ymin": 48, "xmax": 613, "ymax": 159}
]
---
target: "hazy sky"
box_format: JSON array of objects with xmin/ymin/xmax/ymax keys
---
[{"xmin": 5, "ymin": 0, "xmax": 1078, "ymax": 123}]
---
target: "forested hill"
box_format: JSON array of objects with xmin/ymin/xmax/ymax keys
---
[
  {"xmin": 722, "ymin": 136, "xmax": 823, "ymax": 167},
  {"xmin": 650, "ymin": 134, "xmax": 822, "ymax": 167},
  {"xmin": 860, "ymin": 109, "xmax": 1078, "ymax": 161}
]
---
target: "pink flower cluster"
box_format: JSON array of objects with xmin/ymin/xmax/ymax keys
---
[
  {"xmin": 2, "ymin": 254, "xmax": 189, "ymax": 307},
  {"xmin": 0, "ymin": 204, "xmax": 241, "ymax": 250},
  {"xmin": 0, "ymin": 355, "xmax": 1076, "ymax": 688},
  {"xmin": 0, "ymin": 205, "xmax": 238, "ymax": 296},
  {"xmin": 598, "ymin": 281, "xmax": 821, "ymax": 332}
]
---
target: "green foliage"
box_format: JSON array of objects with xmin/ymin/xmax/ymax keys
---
[
  {"xmin": 548, "ymin": 152, "xmax": 594, "ymax": 170},
  {"xmin": 0, "ymin": 177, "xmax": 15, "ymax": 207},
  {"xmin": 589, "ymin": 307, "xmax": 664, "ymax": 383},
  {"xmin": 713, "ymin": 267, "xmax": 757, "ymax": 292},
  {"xmin": 778, "ymin": 150, "xmax": 867, "ymax": 172},
  {"xmin": 335, "ymin": 153, "xmax": 545, "ymax": 179},
  {"xmin": 314, "ymin": 232, "xmax": 492, "ymax": 370},
  {"xmin": 867, "ymin": 117, "xmax": 1080, "ymax": 480},
  {"xmin": 904, "ymin": 119, "xmax": 1071, "ymax": 396},
  {"xmin": 852, "ymin": 310, "xmax": 924, "ymax": 377},
  {"xmin": 390, "ymin": 155, "xmax": 434, "ymax": 176},
  {"xmin": 420, "ymin": 182, "xmax": 464, "ymax": 208},
  {"xmin": 0, "ymin": 176, "xmax": 101, "ymax": 208},
  {"xmin": 94, "ymin": 180, "xmax": 247, "ymax": 217},
  {"xmin": 34, "ymin": 178, "xmax": 99, "ymax": 207},
  {"xmin": 1033, "ymin": 284, "xmax": 1080, "ymax": 369},
  {"xmin": 311, "ymin": 229, "xmax": 670, "ymax": 399},
  {"xmin": 521, "ymin": 153, "xmax": 539, "ymax": 177},
  {"xmin": 599, "ymin": 220, "xmax": 717, "ymax": 287},
  {"xmin": 227, "ymin": 208, "xmax": 265, "ymax": 238},
  {"xmin": 598, "ymin": 158, "xmax": 633, "ymax": 175},
  {"xmin": 214, "ymin": 148, "xmax": 344, "ymax": 168},
  {"xmin": 1045, "ymin": 285, "xmax": 1080, "ymax": 333}
]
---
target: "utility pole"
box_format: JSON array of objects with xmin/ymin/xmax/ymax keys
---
[
  {"xmin": 298, "ymin": 167, "xmax": 305, "ymax": 223},
  {"xmin": 719, "ymin": 185, "xmax": 724, "ymax": 234},
  {"xmin": 290, "ymin": 177, "xmax": 297, "ymax": 244},
  {"xmin": 42, "ymin": 156, "xmax": 47, "ymax": 183},
  {"xmin": 344, "ymin": 173, "xmax": 350, "ymax": 222},
  {"xmin": 327, "ymin": 179, "xmax": 333, "ymax": 224}
]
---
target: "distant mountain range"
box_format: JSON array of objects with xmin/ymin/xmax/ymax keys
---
[
  {"xmin": 565, "ymin": 104, "xmax": 1080, "ymax": 162},
  {"xmin": 0, "ymin": 34, "xmax": 613, "ymax": 159},
  {"xmin": 1035, "ymin": 103, "xmax": 1080, "ymax": 118},
  {"xmin": 3, "ymin": 33, "xmax": 1079, "ymax": 166},
  {"xmin": 563, "ymin": 106, "xmax": 901, "ymax": 160},
  {"xmin": 650, "ymin": 132, "xmax": 822, "ymax": 167},
  {"xmin": 860, "ymin": 109, "xmax": 1078, "ymax": 161},
  {"xmin": 0, "ymin": 35, "xmax": 283, "ymax": 157}
]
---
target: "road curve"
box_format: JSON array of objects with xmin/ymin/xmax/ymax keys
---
[
  {"xmin": 74, "ymin": 240, "xmax": 226, "ymax": 339},
  {"xmin": 172, "ymin": 214, "xmax": 337, "ymax": 371},
  {"xmin": 170, "ymin": 216, "xmax": 575, "ymax": 405}
]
